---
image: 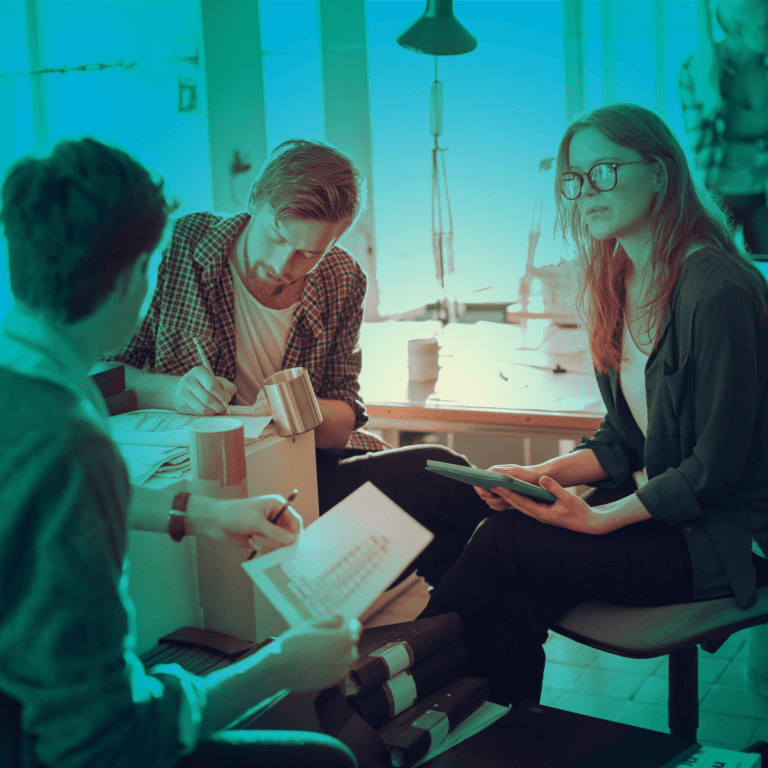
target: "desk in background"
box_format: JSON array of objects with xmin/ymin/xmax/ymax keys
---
[
  {"xmin": 358, "ymin": 320, "xmax": 604, "ymax": 464},
  {"xmin": 127, "ymin": 429, "xmax": 318, "ymax": 654}
]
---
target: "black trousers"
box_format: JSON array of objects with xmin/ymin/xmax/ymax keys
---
[
  {"xmin": 419, "ymin": 482, "xmax": 768, "ymax": 708},
  {"xmin": 720, "ymin": 192, "xmax": 768, "ymax": 255},
  {"xmin": 315, "ymin": 445, "xmax": 491, "ymax": 588}
]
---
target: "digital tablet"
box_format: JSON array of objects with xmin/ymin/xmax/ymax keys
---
[{"xmin": 426, "ymin": 460, "xmax": 557, "ymax": 504}]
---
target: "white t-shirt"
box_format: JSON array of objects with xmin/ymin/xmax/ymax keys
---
[
  {"xmin": 620, "ymin": 318, "xmax": 651, "ymax": 489},
  {"xmin": 230, "ymin": 263, "xmax": 297, "ymax": 407}
]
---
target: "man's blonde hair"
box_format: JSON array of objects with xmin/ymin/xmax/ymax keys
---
[{"xmin": 248, "ymin": 139, "xmax": 366, "ymax": 227}]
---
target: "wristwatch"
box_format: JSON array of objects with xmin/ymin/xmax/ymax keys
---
[{"xmin": 168, "ymin": 491, "xmax": 192, "ymax": 542}]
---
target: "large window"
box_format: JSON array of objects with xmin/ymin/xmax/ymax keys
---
[
  {"xmin": 367, "ymin": 1, "xmax": 567, "ymax": 315},
  {"xmin": 0, "ymin": 0, "xmax": 711, "ymax": 321},
  {"xmin": 258, "ymin": 0, "xmax": 324, "ymax": 150}
]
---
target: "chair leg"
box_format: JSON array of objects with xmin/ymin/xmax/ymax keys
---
[{"xmin": 668, "ymin": 647, "xmax": 698, "ymax": 740}]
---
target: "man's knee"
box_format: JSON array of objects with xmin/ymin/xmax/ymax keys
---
[{"xmin": 408, "ymin": 443, "xmax": 471, "ymax": 468}]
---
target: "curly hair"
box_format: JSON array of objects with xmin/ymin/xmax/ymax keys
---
[{"xmin": 1, "ymin": 137, "xmax": 176, "ymax": 322}]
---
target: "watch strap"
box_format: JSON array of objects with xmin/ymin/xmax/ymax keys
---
[{"xmin": 168, "ymin": 491, "xmax": 191, "ymax": 542}]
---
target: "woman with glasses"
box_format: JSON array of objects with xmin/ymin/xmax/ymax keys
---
[{"xmin": 419, "ymin": 102, "xmax": 768, "ymax": 708}]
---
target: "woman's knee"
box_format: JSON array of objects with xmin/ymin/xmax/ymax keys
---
[{"xmin": 466, "ymin": 513, "xmax": 512, "ymax": 551}]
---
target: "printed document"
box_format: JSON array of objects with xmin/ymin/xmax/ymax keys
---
[
  {"xmin": 116, "ymin": 443, "xmax": 189, "ymax": 485},
  {"xmin": 110, "ymin": 408, "xmax": 271, "ymax": 484},
  {"xmin": 109, "ymin": 408, "xmax": 271, "ymax": 446},
  {"xmin": 242, "ymin": 482, "xmax": 433, "ymax": 627}
]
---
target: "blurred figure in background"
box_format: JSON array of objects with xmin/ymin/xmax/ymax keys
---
[{"xmin": 680, "ymin": 0, "xmax": 768, "ymax": 254}]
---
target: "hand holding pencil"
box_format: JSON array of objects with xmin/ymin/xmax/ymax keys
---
[
  {"xmin": 170, "ymin": 337, "xmax": 238, "ymax": 415},
  {"xmin": 199, "ymin": 493, "xmax": 301, "ymax": 553},
  {"xmin": 247, "ymin": 489, "xmax": 299, "ymax": 560}
]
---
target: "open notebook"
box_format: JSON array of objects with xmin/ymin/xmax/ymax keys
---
[{"xmin": 242, "ymin": 482, "xmax": 433, "ymax": 626}]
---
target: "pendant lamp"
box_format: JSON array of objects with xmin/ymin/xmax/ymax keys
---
[{"xmin": 396, "ymin": 0, "xmax": 478, "ymax": 56}]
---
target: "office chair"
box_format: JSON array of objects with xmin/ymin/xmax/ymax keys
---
[{"xmin": 551, "ymin": 585, "xmax": 768, "ymax": 739}]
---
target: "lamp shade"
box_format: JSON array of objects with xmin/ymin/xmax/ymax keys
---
[{"xmin": 396, "ymin": 0, "xmax": 477, "ymax": 56}]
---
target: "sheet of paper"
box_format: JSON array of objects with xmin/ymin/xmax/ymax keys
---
[
  {"xmin": 109, "ymin": 408, "xmax": 271, "ymax": 446},
  {"xmin": 116, "ymin": 443, "xmax": 189, "ymax": 485},
  {"xmin": 361, "ymin": 573, "xmax": 431, "ymax": 627},
  {"xmin": 413, "ymin": 702, "xmax": 511, "ymax": 767},
  {"xmin": 242, "ymin": 482, "xmax": 434, "ymax": 627}
]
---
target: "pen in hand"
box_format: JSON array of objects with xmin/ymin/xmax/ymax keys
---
[
  {"xmin": 192, "ymin": 335, "xmax": 232, "ymax": 415},
  {"xmin": 247, "ymin": 489, "xmax": 298, "ymax": 560}
]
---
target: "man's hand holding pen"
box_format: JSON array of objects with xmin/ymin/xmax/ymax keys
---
[
  {"xmin": 171, "ymin": 337, "xmax": 237, "ymax": 416},
  {"xmin": 170, "ymin": 335, "xmax": 237, "ymax": 415},
  {"xmin": 247, "ymin": 489, "xmax": 298, "ymax": 560},
  {"xmin": 192, "ymin": 493, "xmax": 302, "ymax": 553},
  {"xmin": 172, "ymin": 365, "xmax": 238, "ymax": 415}
]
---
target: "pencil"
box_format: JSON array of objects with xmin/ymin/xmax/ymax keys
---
[
  {"xmin": 192, "ymin": 336, "xmax": 232, "ymax": 415},
  {"xmin": 270, "ymin": 489, "xmax": 298, "ymax": 525},
  {"xmin": 247, "ymin": 489, "xmax": 298, "ymax": 560}
]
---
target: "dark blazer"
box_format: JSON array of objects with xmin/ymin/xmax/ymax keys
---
[{"xmin": 576, "ymin": 249, "xmax": 768, "ymax": 608}]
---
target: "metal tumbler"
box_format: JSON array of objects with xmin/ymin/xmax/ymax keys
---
[{"xmin": 262, "ymin": 367, "xmax": 323, "ymax": 437}]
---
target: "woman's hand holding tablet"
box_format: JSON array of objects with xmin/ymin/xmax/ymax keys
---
[
  {"xmin": 427, "ymin": 459, "xmax": 650, "ymax": 535},
  {"xmin": 426, "ymin": 460, "xmax": 557, "ymax": 504}
]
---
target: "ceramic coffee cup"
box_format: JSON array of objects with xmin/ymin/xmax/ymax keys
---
[
  {"xmin": 407, "ymin": 338, "xmax": 440, "ymax": 382},
  {"xmin": 188, "ymin": 417, "xmax": 248, "ymax": 499}
]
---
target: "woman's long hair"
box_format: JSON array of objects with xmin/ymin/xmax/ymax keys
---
[{"xmin": 554, "ymin": 103, "xmax": 766, "ymax": 374}]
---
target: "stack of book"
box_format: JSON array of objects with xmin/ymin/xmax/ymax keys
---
[{"xmin": 344, "ymin": 613, "xmax": 490, "ymax": 768}]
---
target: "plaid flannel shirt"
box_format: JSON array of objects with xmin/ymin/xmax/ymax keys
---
[
  {"xmin": 679, "ymin": 47, "xmax": 768, "ymax": 193},
  {"xmin": 105, "ymin": 211, "xmax": 387, "ymax": 453}
]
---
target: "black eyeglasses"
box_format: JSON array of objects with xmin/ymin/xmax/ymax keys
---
[{"xmin": 560, "ymin": 161, "xmax": 654, "ymax": 200}]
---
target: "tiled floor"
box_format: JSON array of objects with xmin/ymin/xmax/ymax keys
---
[{"xmin": 539, "ymin": 629, "xmax": 768, "ymax": 751}]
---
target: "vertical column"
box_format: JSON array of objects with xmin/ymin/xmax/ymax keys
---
[
  {"xmin": 563, "ymin": 0, "xmax": 584, "ymax": 123},
  {"xmin": 600, "ymin": 0, "xmax": 611, "ymax": 105},
  {"xmin": 199, "ymin": 0, "xmax": 268, "ymax": 214},
  {"xmin": 318, "ymin": 0, "xmax": 380, "ymax": 320},
  {"xmin": 653, "ymin": 0, "xmax": 666, "ymax": 119},
  {"xmin": 24, "ymin": 0, "xmax": 45, "ymax": 147}
]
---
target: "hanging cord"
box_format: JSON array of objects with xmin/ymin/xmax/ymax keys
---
[
  {"xmin": 430, "ymin": 56, "xmax": 456, "ymax": 287},
  {"xmin": 431, "ymin": 56, "xmax": 445, "ymax": 288},
  {"xmin": 432, "ymin": 136, "xmax": 444, "ymax": 288},
  {"xmin": 440, "ymin": 144, "xmax": 455, "ymax": 276}
]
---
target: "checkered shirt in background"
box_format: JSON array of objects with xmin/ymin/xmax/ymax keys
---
[{"xmin": 104, "ymin": 211, "xmax": 388, "ymax": 453}]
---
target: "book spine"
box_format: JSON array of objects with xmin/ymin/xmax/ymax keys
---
[
  {"xmin": 348, "ymin": 640, "xmax": 415, "ymax": 695},
  {"xmin": 386, "ymin": 720, "xmax": 438, "ymax": 768},
  {"xmin": 378, "ymin": 676, "xmax": 490, "ymax": 768},
  {"xmin": 405, "ymin": 612, "xmax": 463, "ymax": 662},
  {"xmin": 350, "ymin": 640, "xmax": 468, "ymax": 729},
  {"xmin": 348, "ymin": 612, "xmax": 464, "ymax": 696}
]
